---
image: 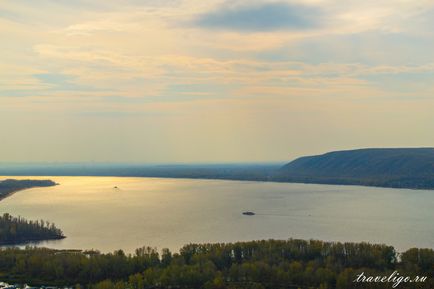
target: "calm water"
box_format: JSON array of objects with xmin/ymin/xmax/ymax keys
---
[{"xmin": 0, "ymin": 176, "xmax": 433, "ymax": 253}]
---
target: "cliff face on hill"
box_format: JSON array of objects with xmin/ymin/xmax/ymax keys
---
[{"xmin": 274, "ymin": 148, "xmax": 434, "ymax": 189}]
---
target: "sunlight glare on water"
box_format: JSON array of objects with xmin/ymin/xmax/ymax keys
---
[{"xmin": 0, "ymin": 176, "xmax": 433, "ymax": 253}]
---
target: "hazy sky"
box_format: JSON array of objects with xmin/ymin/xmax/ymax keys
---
[{"xmin": 1, "ymin": 0, "xmax": 434, "ymax": 163}]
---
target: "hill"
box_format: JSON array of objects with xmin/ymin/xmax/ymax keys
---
[
  {"xmin": 2, "ymin": 149, "xmax": 434, "ymax": 189},
  {"xmin": 274, "ymin": 148, "xmax": 434, "ymax": 189}
]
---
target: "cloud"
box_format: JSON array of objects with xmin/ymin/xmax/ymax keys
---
[
  {"xmin": 193, "ymin": 2, "xmax": 322, "ymax": 32},
  {"xmin": 33, "ymin": 73, "xmax": 95, "ymax": 91},
  {"xmin": 0, "ymin": 8, "xmax": 22, "ymax": 23}
]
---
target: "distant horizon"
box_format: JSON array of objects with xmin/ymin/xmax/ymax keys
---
[
  {"xmin": 1, "ymin": 146, "xmax": 434, "ymax": 166},
  {"xmin": 0, "ymin": 161, "xmax": 286, "ymax": 166}
]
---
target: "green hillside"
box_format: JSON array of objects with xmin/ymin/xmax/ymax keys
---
[{"xmin": 275, "ymin": 148, "xmax": 434, "ymax": 189}]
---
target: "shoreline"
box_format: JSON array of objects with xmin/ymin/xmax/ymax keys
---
[
  {"xmin": 0, "ymin": 235, "xmax": 66, "ymax": 246},
  {"xmin": 2, "ymin": 174, "xmax": 432, "ymax": 192},
  {"xmin": 0, "ymin": 187, "xmax": 33, "ymax": 202},
  {"xmin": 0, "ymin": 179, "xmax": 58, "ymax": 202}
]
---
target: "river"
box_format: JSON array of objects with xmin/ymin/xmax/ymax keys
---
[{"xmin": 0, "ymin": 176, "xmax": 432, "ymax": 253}]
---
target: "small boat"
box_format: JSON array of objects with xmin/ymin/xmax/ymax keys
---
[
  {"xmin": 113, "ymin": 186, "xmax": 119, "ymax": 189},
  {"xmin": 242, "ymin": 211, "xmax": 255, "ymax": 216}
]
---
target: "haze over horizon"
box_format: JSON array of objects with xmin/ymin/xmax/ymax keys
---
[{"xmin": 2, "ymin": 0, "xmax": 434, "ymax": 163}]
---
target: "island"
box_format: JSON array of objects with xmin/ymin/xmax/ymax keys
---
[{"xmin": 0, "ymin": 179, "xmax": 57, "ymax": 201}]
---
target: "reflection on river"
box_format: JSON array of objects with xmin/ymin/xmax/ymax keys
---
[{"xmin": 0, "ymin": 176, "xmax": 432, "ymax": 253}]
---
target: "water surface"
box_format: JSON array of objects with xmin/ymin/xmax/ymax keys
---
[{"xmin": 0, "ymin": 176, "xmax": 432, "ymax": 253}]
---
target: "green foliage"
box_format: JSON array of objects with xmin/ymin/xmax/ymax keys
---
[
  {"xmin": 0, "ymin": 239, "xmax": 432, "ymax": 288},
  {"xmin": 275, "ymin": 148, "xmax": 434, "ymax": 189},
  {"xmin": 0, "ymin": 213, "xmax": 64, "ymax": 244}
]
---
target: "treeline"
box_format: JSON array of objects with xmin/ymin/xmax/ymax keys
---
[
  {"xmin": 275, "ymin": 148, "xmax": 434, "ymax": 190},
  {"xmin": 0, "ymin": 165, "xmax": 278, "ymax": 182},
  {"xmin": 0, "ymin": 179, "xmax": 57, "ymax": 199},
  {"xmin": 0, "ymin": 213, "xmax": 65, "ymax": 244},
  {"xmin": 0, "ymin": 239, "xmax": 432, "ymax": 289}
]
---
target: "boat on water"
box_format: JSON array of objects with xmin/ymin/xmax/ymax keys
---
[{"xmin": 242, "ymin": 211, "xmax": 255, "ymax": 216}]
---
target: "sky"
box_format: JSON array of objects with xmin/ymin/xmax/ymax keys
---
[{"xmin": 1, "ymin": 0, "xmax": 434, "ymax": 163}]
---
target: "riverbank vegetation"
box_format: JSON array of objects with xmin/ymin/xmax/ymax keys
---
[
  {"xmin": 0, "ymin": 179, "xmax": 57, "ymax": 200},
  {"xmin": 3, "ymin": 148, "xmax": 434, "ymax": 190},
  {"xmin": 0, "ymin": 213, "xmax": 65, "ymax": 245},
  {"xmin": 0, "ymin": 239, "xmax": 432, "ymax": 289}
]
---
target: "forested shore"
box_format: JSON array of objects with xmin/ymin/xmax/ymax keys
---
[
  {"xmin": 0, "ymin": 179, "xmax": 57, "ymax": 201},
  {"xmin": 0, "ymin": 213, "xmax": 65, "ymax": 245},
  {"xmin": 0, "ymin": 180, "xmax": 64, "ymax": 245},
  {"xmin": 0, "ymin": 239, "xmax": 432, "ymax": 289},
  {"xmin": 4, "ymin": 148, "xmax": 434, "ymax": 191}
]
